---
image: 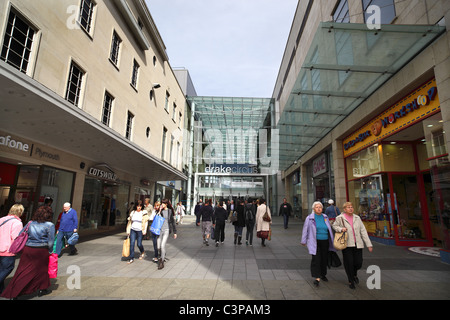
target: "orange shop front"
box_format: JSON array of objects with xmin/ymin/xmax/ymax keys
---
[{"xmin": 343, "ymin": 78, "xmax": 449, "ymax": 248}]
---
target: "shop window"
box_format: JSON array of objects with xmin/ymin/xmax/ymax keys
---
[
  {"xmin": 346, "ymin": 144, "xmax": 382, "ymax": 180},
  {"xmin": 382, "ymin": 144, "xmax": 415, "ymax": 172}
]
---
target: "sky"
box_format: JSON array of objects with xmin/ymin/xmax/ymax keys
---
[{"xmin": 145, "ymin": 0, "xmax": 298, "ymax": 98}]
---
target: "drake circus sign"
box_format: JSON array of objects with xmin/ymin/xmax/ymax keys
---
[{"xmin": 343, "ymin": 78, "xmax": 440, "ymax": 157}]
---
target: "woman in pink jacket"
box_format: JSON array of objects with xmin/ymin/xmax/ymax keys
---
[{"xmin": 0, "ymin": 204, "xmax": 24, "ymax": 293}]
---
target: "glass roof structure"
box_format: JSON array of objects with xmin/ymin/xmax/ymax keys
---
[
  {"xmin": 277, "ymin": 22, "xmax": 446, "ymax": 171},
  {"xmin": 187, "ymin": 96, "xmax": 275, "ymax": 170}
]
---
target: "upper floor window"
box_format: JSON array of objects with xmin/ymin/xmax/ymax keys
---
[
  {"xmin": 79, "ymin": 0, "xmax": 96, "ymax": 35},
  {"xmin": 109, "ymin": 31, "xmax": 121, "ymax": 66},
  {"xmin": 131, "ymin": 59, "xmax": 139, "ymax": 89},
  {"xmin": 333, "ymin": 0, "xmax": 350, "ymax": 23},
  {"xmin": 1, "ymin": 9, "xmax": 36, "ymax": 74},
  {"xmin": 172, "ymin": 103, "xmax": 177, "ymax": 121},
  {"xmin": 362, "ymin": 0, "xmax": 396, "ymax": 24},
  {"xmin": 126, "ymin": 111, "xmax": 134, "ymax": 140},
  {"xmin": 102, "ymin": 91, "xmax": 114, "ymax": 126},
  {"xmin": 65, "ymin": 61, "xmax": 85, "ymax": 107},
  {"xmin": 165, "ymin": 91, "xmax": 170, "ymax": 112}
]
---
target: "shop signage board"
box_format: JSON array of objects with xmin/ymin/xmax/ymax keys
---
[{"xmin": 343, "ymin": 78, "xmax": 440, "ymax": 157}]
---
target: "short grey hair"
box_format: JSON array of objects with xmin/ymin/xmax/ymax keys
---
[{"xmin": 312, "ymin": 201, "xmax": 323, "ymax": 209}]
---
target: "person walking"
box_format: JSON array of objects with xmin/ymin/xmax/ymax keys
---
[
  {"xmin": 149, "ymin": 201, "xmax": 160, "ymax": 262},
  {"xmin": 125, "ymin": 203, "xmax": 149, "ymax": 264},
  {"xmin": 176, "ymin": 202, "xmax": 185, "ymax": 225},
  {"xmin": 156, "ymin": 199, "xmax": 177, "ymax": 270},
  {"xmin": 325, "ymin": 199, "xmax": 340, "ymax": 224},
  {"xmin": 333, "ymin": 201, "xmax": 373, "ymax": 289},
  {"xmin": 194, "ymin": 200, "xmax": 203, "ymax": 226},
  {"xmin": 279, "ymin": 198, "xmax": 293, "ymax": 229},
  {"xmin": 143, "ymin": 198, "xmax": 153, "ymax": 240},
  {"xmin": 233, "ymin": 200, "xmax": 246, "ymax": 245},
  {"xmin": 212, "ymin": 200, "xmax": 227, "ymax": 247},
  {"xmin": 1, "ymin": 205, "xmax": 55, "ymax": 299},
  {"xmin": 0, "ymin": 204, "xmax": 24, "ymax": 293},
  {"xmin": 301, "ymin": 201, "xmax": 336, "ymax": 287},
  {"xmin": 199, "ymin": 199, "xmax": 214, "ymax": 246},
  {"xmin": 255, "ymin": 198, "xmax": 271, "ymax": 247},
  {"xmin": 244, "ymin": 199, "xmax": 256, "ymax": 246},
  {"xmin": 55, "ymin": 202, "xmax": 78, "ymax": 257}
]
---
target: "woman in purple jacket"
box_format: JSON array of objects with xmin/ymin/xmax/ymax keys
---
[{"xmin": 301, "ymin": 201, "xmax": 336, "ymax": 287}]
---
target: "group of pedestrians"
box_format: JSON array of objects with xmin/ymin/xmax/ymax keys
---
[
  {"xmin": 195, "ymin": 197, "xmax": 272, "ymax": 248},
  {"xmin": 301, "ymin": 200, "xmax": 373, "ymax": 289},
  {"xmin": 0, "ymin": 200, "xmax": 78, "ymax": 300},
  {"xmin": 124, "ymin": 198, "xmax": 177, "ymax": 270}
]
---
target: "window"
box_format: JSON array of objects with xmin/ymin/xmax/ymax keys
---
[
  {"xmin": 362, "ymin": 0, "xmax": 396, "ymax": 24},
  {"xmin": 172, "ymin": 103, "xmax": 177, "ymax": 121},
  {"xmin": 162, "ymin": 127, "xmax": 167, "ymax": 160},
  {"xmin": 333, "ymin": 0, "xmax": 350, "ymax": 23},
  {"xmin": 65, "ymin": 61, "xmax": 85, "ymax": 106},
  {"xmin": 109, "ymin": 31, "xmax": 121, "ymax": 66},
  {"xmin": 131, "ymin": 59, "xmax": 139, "ymax": 88},
  {"xmin": 1, "ymin": 9, "xmax": 36, "ymax": 74},
  {"xmin": 126, "ymin": 111, "xmax": 134, "ymax": 140},
  {"xmin": 179, "ymin": 112, "xmax": 182, "ymax": 127},
  {"xmin": 78, "ymin": 0, "xmax": 96, "ymax": 34},
  {"xmin": 170, "ymin": 135, "xmax": 174, "ymax": 164},
  {"xmin": 165, "ymin": 91, "xmax": 170, "ymax": 111},
  {"xmin": 102, "ymin": 91, "xmax": 114, "ymax": 126}
]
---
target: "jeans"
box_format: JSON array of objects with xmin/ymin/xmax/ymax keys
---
[
  {"xmin": 283, "ymin": 214, "xmax": 289, "ymax": 229},
  {"xmin": 0, "ymin": 256, "xmax": 15, "ymax": 293},
  {"xmin": 234, "ymin": 225, "xmax": 243, "ymax": 236},
  {"xmin": 214, "ymin": 221, "xmax": 226, "ymax": 242},
  {"xmin": 157, "ymin": 229, "xmax": 170, "ymax": 260},
  {"xmin": 151, "ymin": 232, "xmax": 159, "ymax": 258},
  {"xmin": 56, "ymin": 230, "xmax": 76, "ymax": 255},
  {"xmin": 128, "ymin": 229, "xmax": 144, "ymax": 260},
  {"xmin": 246, "ymin": 222, "xmax": 255, "ymax": 244}
]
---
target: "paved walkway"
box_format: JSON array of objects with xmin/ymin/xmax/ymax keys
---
[{"xmin": 3, "ymin": 215, "xmax": 450, "ymax": 301}]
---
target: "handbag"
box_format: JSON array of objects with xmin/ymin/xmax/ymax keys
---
[
  {"xmin": 67, "ymin": 232, "xmax": 79, "ymax": 246},
  {"xmin": 229, "ymin": 211, "xmax": 237, "ymax": 223},
  {"xmin": 333, "ymin": 231, "xmax": 348, "ymax": 250},
  {"xmin": 122, "ymin": 236, "xmax": 130, "ymax": 257},
  {"xmin": 327, "ymin": 251, "xmax": 342, "ymax": 268},
  {"xmin": 9, "ymin": 222, "xmax": 31, "ymax": 254},
  {"xmin": 262, "ymin": 207, "xmax": 271, "ymax": 222},
  {"xmin": 150, "ymin": 214, "xmax": 165, "ymax": 235}
]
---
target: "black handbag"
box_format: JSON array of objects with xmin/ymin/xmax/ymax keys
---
[{"xmin": 327, "ymin": 251, "xmax": 342, "ymax": 268}]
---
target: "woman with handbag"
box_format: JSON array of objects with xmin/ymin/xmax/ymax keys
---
[
  {"xmin": 156, "ymin": 199, "xmax": 177, "ymax": 270},
  {"xmin": 0, "ymin": 204, "xmax": 24, "ymax": 293},
  {"xmin": 333, "ymin": 202, "xmax": 373, "ymax": 289},
  {"xmin": 255, "ymin": 198, "xmax": 271, "ymax": 247},
  {"xmin": 125, "ymin": 203, "xmax": 149, "ymax": 264},
  {"xmin": 1, "ymin": 205, "xmax": 55, "ymax": 299},
  {"xmin": 301, "ymin": 201, "xmax": 336, "ymax": 287}
]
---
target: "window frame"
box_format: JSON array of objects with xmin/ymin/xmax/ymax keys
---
[
  {"xmin": 65, "ymin": 61, "xmax": 85, "ymax": 107},
  {"xmin": 78, "ymin": 0, "xmax": 96, "ymax": 36},
  {"xmin": 109, "ymin": 30, "xmax": 121, "ymax": 67},
  {"xmin": 125, "ymin": 111, "xmax": 134, "ymax": 140},
  {"xmin": 102, "ymin": 91, "xmax": 114, "ymax": 126},
  {"xmin": 131, "ymin": 58, "xmax": 139, "ymax": 89}
]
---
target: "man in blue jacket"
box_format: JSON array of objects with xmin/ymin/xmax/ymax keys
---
[{"xmin": 56, "ymin": 202, "xmax": 78, "ymax": 257}]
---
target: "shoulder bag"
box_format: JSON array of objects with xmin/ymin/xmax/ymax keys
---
[
  {"xmin": 9, "ymin": 222, "xmax": 31, "ymax": 254},
  {"xmin": 262, "ymin": 206, "xmax": 271, "ymax": 222},
  {"xmin": 333, "ymin": 217, "xmax": 348, "ymax": 250}
]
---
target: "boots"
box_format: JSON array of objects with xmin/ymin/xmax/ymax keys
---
[
  {"xmin": 238, "ymin": 236, "xmax": 242, "ymax": 245},
  {"xmin": 158, "ymin": 258, "xmax": 164, "ymax": 270},
  {"xmin": 234, "ymin": 233, "xmax": 238, "ymax": 245}
]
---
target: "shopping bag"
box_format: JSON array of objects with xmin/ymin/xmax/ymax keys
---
[
  {"xmin": 122, "ymin": 236, "xmax": 130, "ymax": 257},
  {"xmin": 150, "ymin": 214, "xmax": 165, "ymax": 235},
  {"xmin": 48, "ymin": 253, "xmax": 58, "ymax": 278},
  {"xmin": 9, "ymin": 222, "xmax": 30, "ymax": 254},
  {"xmin": 327, "ymin": 251, "xmax": 342, "ymax": 268}
]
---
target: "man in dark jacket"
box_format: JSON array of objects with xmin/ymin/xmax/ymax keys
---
[
  {"xmin": 279, "ymin": 198, "xmax": 293, "ymax": 229},
  {"xmin": 233, "ymin": 200, "xmax": 246, "ymax": 245},
  {"xmin": 199, "ymin": 199, "xmax": 213, "ymax": 246},
  {"xmin": 244, "ymin": 199, "xmax": 256, "ymax": 246},
  {"xmin": 212, "ymin": 201, "xmax": 228, "ymax": 247}
]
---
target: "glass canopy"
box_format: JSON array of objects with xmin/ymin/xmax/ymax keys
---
[{"xmin": 277, "ymin": 21, "xmax": 446, "ymax": 171}]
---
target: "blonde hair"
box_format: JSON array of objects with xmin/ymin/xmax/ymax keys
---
[
  {"xmin": 343, "ymin": 202, "xmax": 353, "ymax": 209},
  {"xmin": 9, "ymin": 204, "xmax": 24, "ymax": 217}
]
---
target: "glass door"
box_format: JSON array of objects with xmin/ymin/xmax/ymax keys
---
[{"xmin": 390, "ymin": 174, "xmax": 433, "ymax": 245}]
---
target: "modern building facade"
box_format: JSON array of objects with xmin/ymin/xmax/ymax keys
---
[
  {"xmin": 274, "ymin": 0, "xmax": 450, "ymax": 256},
  {"xmin": 0, "ymin": 0, "xmax": 187, "ymax": 235}
]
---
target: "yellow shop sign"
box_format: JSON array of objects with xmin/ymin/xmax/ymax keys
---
[{"xmin": 343, "ymin": 78, "xmax": 440, "ymax": 157}]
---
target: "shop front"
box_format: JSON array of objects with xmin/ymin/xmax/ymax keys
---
[{"xmin": 343, "ymin": 78, "xmax": 449, "ymax": 248}]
